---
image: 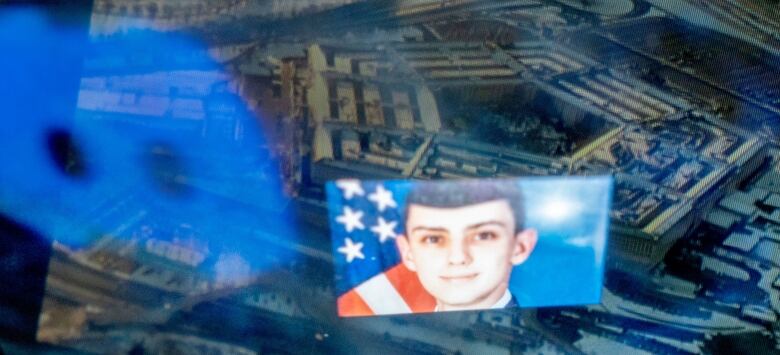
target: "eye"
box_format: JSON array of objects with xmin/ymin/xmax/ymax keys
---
[
  {"xmin": 421, "ymin": 235, "xmax": 443, "ymax": 244},
  {"xmin": 474, "ymin": 231, "xmax": 497, "ymax": 241}
]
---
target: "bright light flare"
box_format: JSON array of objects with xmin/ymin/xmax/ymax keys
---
[{"xmin": 539, "ymin": 196, "xmax": 582, "ymax": 222}]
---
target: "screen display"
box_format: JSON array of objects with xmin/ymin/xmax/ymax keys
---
[{"xmin": 1, "ymin": 0, "xmax": 779, "ymax": 354}]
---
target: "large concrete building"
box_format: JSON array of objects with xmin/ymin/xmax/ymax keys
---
[
  {"xmin": 277, "ymin": 36, "xmax": 770, "ymax": 270},
  {"xmin": 90, "ymin": 0, "xmax": 249, "ymax": 34}
]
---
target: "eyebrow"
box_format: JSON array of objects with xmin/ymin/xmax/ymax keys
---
[
  {"xmin": 465, "ymin": 221, "xmax": 506, "ymax": 230},
  {"xmin": 409, "ymin": 221, "xmax": 506, "ymax": 234},
  {"xmin": 409, "ymin": 226, "xmax": 448, "ymax": 234}
]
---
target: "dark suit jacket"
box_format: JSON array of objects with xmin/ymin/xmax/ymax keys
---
[{"xmin": 504, "ymin": 294, "xmax": 519, "ymax": 309}]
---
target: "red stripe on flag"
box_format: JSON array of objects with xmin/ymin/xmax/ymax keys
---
[
  {"xmin": 338, "ymin": 288, "xmax": 374, "ymax": 317},
  {"xmin": 385, "ymin": 263, "xmax": 436, "ymax": 313}
]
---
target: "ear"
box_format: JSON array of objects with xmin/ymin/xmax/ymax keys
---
[
  {"xmin": 510, "ymin": 228, "xmax": 538, "ymax": 265},
  {"xmin": 395, "ymin": 235, "xmax": 417, "ymax": 272}
]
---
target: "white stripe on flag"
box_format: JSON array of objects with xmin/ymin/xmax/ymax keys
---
[{"xmin": 354, "ymin": 273, "xmax": 412, "ymax": 315}]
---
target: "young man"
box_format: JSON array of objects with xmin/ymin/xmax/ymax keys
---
[{"xmin": 395, "ymin": 180, "xmax": 537, "ymax": 311}]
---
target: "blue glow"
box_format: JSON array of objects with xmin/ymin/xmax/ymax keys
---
[{"xmin": 0, "ymin": 9, "xmax": 296, "ymax": 273}]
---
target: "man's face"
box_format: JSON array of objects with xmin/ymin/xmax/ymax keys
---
[{"xmin": 396, "ymin": 199, "xmax": 537, "ymax": 311}]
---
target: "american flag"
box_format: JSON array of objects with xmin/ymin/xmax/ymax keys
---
[{"xmin": 326, "ymin": 179, "xmax": 435, "ymax": 317}]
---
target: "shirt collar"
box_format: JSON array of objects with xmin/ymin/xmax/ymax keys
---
[{"xmin": 491, "ymin": 289, "xmax": 513, "ymax": 309}]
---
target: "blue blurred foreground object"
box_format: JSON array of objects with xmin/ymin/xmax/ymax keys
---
[{"xmin": 0, "ymin": 7, "xmax": 296, "ymax": 275}]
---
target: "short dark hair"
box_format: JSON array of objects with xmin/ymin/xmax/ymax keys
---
[{"xmin": 403, "ymin": 179, "xmax": 526, "ymax": 233}]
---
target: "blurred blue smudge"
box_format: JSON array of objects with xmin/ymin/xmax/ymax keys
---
[{"xmin": 0, "ymin": 8, "xmax": 296, "ymax": 275}]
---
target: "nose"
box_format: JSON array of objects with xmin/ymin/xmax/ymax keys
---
[{"xmin": 447, "ymin": 240, "xmax": 471, "ymax": 265}]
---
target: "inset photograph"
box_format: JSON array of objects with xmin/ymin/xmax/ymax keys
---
[{"xmin": 327, "ymin": 176, "xmax": 613, "ymax": 316}]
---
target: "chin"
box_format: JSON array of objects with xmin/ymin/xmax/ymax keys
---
[{"xmin": 437, "ymin": 293, "xmax": 483, "ymax": 307}]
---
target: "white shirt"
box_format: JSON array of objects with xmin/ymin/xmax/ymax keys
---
[{"xmin": 434, "ymin": 289, "xmax": 513, "ymax": 311}]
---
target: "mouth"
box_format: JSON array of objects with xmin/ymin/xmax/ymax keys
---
[{"xmin": 440, "ymin": 273, "xmax": 478, "ymax": 283}]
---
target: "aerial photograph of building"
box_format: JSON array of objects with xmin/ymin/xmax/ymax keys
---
[{"xmin": 1, "ymin": 0, "xmax": 780, "ymax": 354}]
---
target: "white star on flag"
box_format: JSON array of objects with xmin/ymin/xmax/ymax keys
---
[
  {"xmin": 371, "ymin": 217, "xmax": 398, "ymax": 243},
  {"xmin": 336, "ymin": 206, "xmax": 365, "ymax": 232},
  {"xmin": 368, "ymin": 185, "xmax": 397, "ymax": 212},
  {"xmin": 336, "ymin": 179, "xmax": 365, "ymax": 200},
  {"xmin": 338, "ymin": 237, "xmax": 365, "ymax": 263}
]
